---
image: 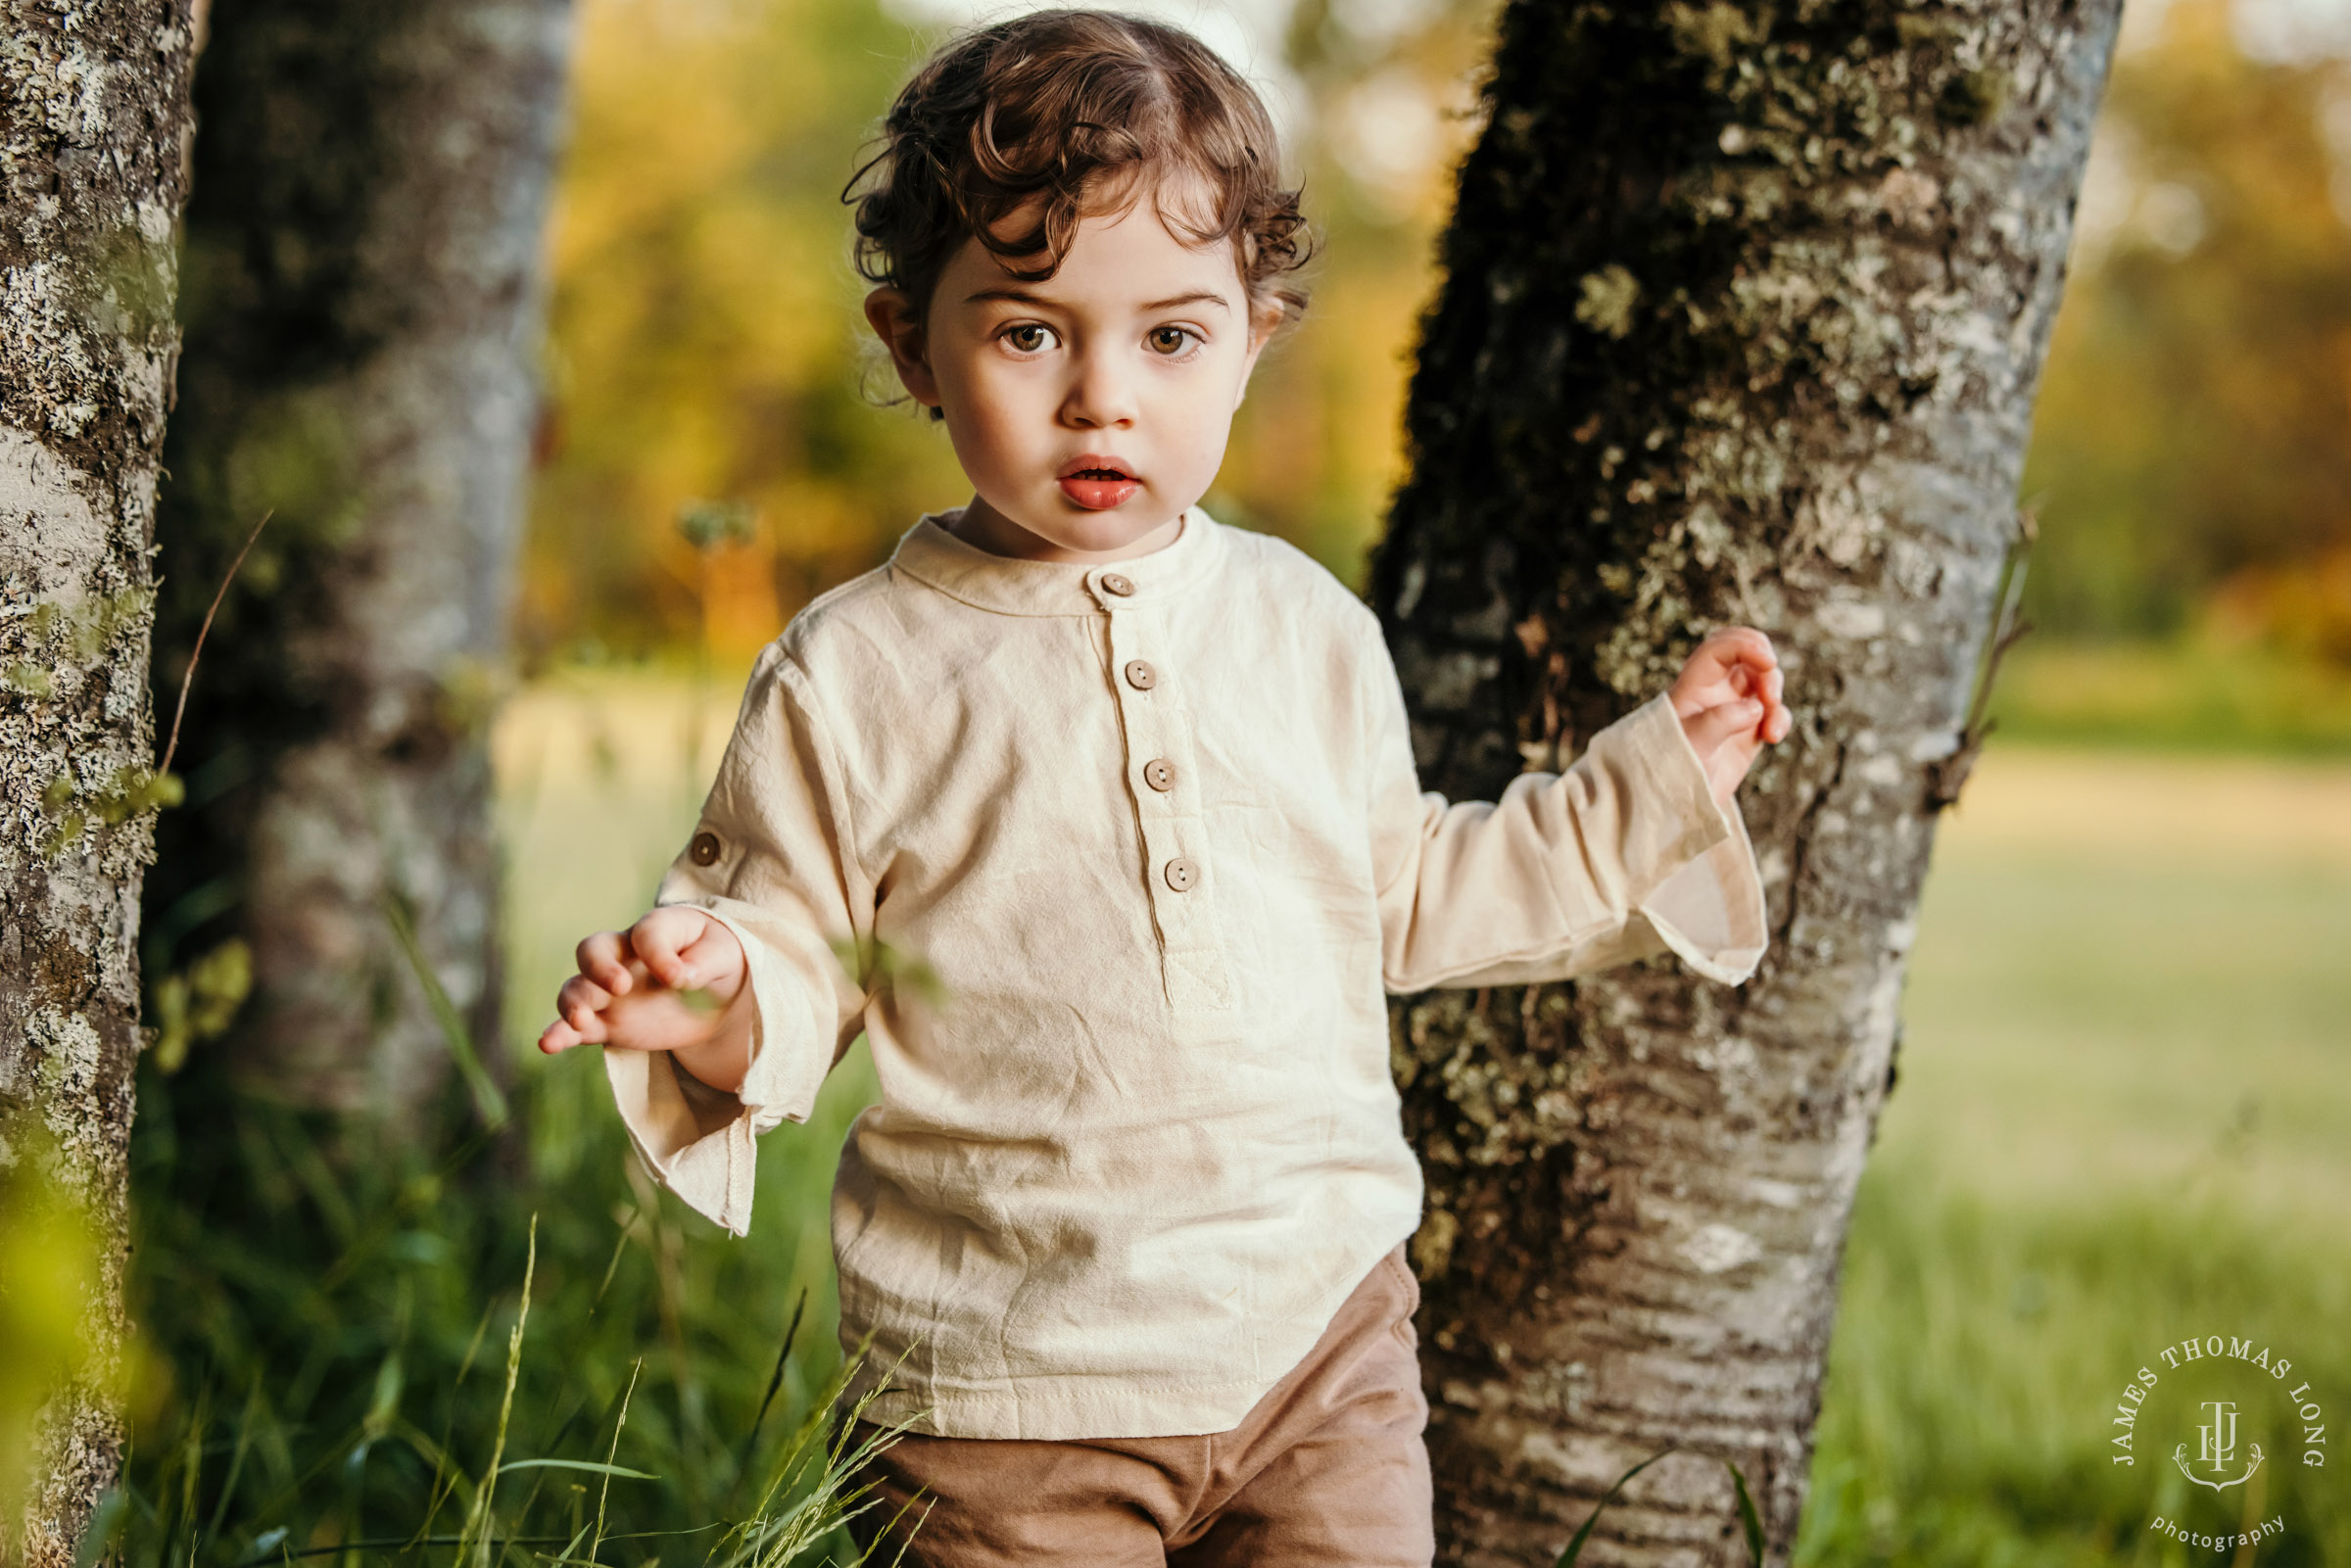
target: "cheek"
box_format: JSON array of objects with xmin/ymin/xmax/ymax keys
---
[{"xmin": 941, "ymin": 363, "xmax": 1041, "ymax": 471}]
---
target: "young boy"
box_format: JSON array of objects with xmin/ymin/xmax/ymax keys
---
[{"xmin": 539, "ymin": 10, "xmax": 1787, "ymax": 1563}]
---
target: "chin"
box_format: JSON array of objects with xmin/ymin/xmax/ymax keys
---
[{"xmin": 1039, "ymin": 506, "xmax": 1181, "ymax": 553}]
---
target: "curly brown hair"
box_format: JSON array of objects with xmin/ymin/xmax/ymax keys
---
[{"xmin": 844, "ymin": 9, "xmax": 1313, "ymax": 349}]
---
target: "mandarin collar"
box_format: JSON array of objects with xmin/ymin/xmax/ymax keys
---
[{"xmin": 888, "ymin": 505, "xmax": 1226, "ymax": 617}]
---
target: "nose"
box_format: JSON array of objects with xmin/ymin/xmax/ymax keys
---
[{"xmin": 1059, "ymin": 343, "xmax": 1137, "ymax": 430}]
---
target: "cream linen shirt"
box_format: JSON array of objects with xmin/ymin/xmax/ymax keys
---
[{"xmin": 604, "ymin": 505, "xmax": 1769, "ymax": 1441}]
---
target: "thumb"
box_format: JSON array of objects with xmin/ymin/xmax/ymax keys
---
[
  {"xmin": 677, "ymin": 918, "xmax": 746, "ymax": 996},
  {"xmin": 1683, "ymin": 697, "xmax": 1763, "ymax": 758}
]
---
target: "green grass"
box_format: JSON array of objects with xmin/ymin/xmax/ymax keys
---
[
  {"xmin": 113, "ymin": 667, "xmax": 908, "ymax": 1565},
  {"xmin": 1798, "ymin": 746, "xmax": 2351, "ymax": 1566},
  {"xmin": 106, "ymin": 668, "xmax": 2351, "ymax": 1564},
  {"xmin": 1988, "ymin": 637, "xmax": 2351, "ymax": 756},
  {"xmin": 118, "ymin": 1028, "xmax": 905, "ymax": 1566}
]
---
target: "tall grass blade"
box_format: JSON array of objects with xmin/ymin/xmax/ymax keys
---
[
  {"xmin": 494, "ymin": 1461, "xmax": 656, "ymax": 1481},
  {"xmin": 1727, "ymin": 1458, "xmax": 1765, "ymax": 1564},
  {"xmin": 1552, "ymin": 1447, "xmax": 1768, "ymax": 1568},
  {"xmin": 590, "ymin": 1359, "xmax": 639, "ymax": 1567},
  {"xmin": 1554, "ymin": 1446, "xmax": 1676, "ymax": 1568},
  {"xmin": 456, "ymin": 1215, "xmax": 536, "ymax": 1568},
  {"xmin": 73, "ymin": 1487, "xmax": 126, "ymax": 1568},
  {"xmin": 197, "ymin": 1379, "xmax": 264, "ymax": 1559},
  {"xmin": 729, "ymin": 1288, "xmax": 805, "ymax": 1511},
  {"xmin": 382, "ymin": 891, "xmax": 509, "ymax": 1130}
]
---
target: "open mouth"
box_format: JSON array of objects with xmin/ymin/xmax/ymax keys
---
[{"xmin": 1057, "ymin": 455, "xmax": 1142, "ymax": 510}]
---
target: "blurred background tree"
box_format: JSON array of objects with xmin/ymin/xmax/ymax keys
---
[
  {"xmin": 2025, "ymin": 0, "xmax": 2351, "ymax": 658},
  {"xmin": 147, "ymin": 0, "xmax": 573, "ymax": 1118}
]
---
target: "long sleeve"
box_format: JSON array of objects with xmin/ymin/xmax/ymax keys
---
[
  {"xmin": 1366, "ymin": 637, "xmax": 1769, "ymax": 994},
  {"xmin": 603, "ymin": 641, "xmax": 874, "ymax": 1236}
]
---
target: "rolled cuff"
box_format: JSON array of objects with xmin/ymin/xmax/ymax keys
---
[
  {"xmin": 1621, "ymin": 692, "xmax": 1769, "ymax": 985},
  {"xmin": 601, "ymin": 898, "xmax": 833, "ymax": 1237}
]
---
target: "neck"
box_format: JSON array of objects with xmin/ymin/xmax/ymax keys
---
[{"xmin": 947, "ymin": 494, "xmax": 1186, "ymax": 563}]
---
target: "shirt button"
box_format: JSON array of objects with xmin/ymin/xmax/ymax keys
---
[
  {"xmin": 1100, "ymin": 573, "xmax": 1136, "ymax": 597},
  {"xmin": 1143, "ymin": 758, "xmax": 1176, "ymax": 791},
  {"xmin": 1164, "ymin": 856, "xmax": 1198, "ymax": 892},
  {"xmin": 689, "ymin": 830, "xmax": 722, "ymax": 867},
  {"xmin": 1124, "ymin": 659, "xmax": 1157, "ymax": 690}
]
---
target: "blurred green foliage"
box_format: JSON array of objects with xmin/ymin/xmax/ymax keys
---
[
  {"xmin": 1989, "ymin": 636, "xmax": 2351, "ymax": 754},
  {"xmin": 2023, "ymin": 0, "xmax": 2351, "ymax": 654},
  {"xmin": 0, "ymin": 1130, "xmax": 107, "ymax": 1529}
]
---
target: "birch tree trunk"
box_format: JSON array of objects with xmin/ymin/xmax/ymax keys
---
[
  {"xmin": 144, "ymin": 0, "xmax": 572, "ymax": 1116},
  {"xmin": 1372, "ymin": 1, "xmax": 2122, "ymax": 1560},
  {"xmin": 0, "ymin": 2, "xmax": 197, "ymax": 1559}
]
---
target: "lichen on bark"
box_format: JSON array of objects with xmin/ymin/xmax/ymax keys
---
[
  {"xmin": 0, "ymin": 1, "xmax": 198, "ymax": 1559},
  {"xmin": 1373, "ymin": 0, "xmax": 2122, "ymax": 1559}
]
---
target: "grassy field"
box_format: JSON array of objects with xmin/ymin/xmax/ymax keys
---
[
  {"xmin": 491, "ymin": 668, "xmax": 2351, "ymax": 1563},
  {"xmin": 107, "ymin": 664, "xmax": 2346, "ymax": 1565},
  {"xmin": 1798, "ymin": 748, "xmax": 2351, "ymax": 1565}
]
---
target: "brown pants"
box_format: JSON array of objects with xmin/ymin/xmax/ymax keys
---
[{"xmin": 840, "ymin": 1245, "xmax": 1434, "ymax": 1566}]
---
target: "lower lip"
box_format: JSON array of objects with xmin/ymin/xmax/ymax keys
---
[{"xmin": 1059, "ymin": 475, "xmax": 1141, "ymax": 510}]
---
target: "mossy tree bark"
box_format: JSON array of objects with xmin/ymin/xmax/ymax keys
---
[
  {"xmin": 1374, "ymin": 1, "xmax": 2120, "ymax": 1561},
  {"xmin": 142, "ymin": 0, "xmax": 573, "ymax": 1117},
  {"xmin": 0, "ymin": 1, "xmax": 198, "ymax": 1560}
]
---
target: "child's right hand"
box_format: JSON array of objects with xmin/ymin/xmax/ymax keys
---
[{"xmin": 539, "ymin": 907, "xmax": 753, "ymax": 1093}]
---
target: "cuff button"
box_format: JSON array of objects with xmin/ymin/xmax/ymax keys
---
[{"xmin": 689, "ymin": 830, "xmax": 723, "ymax": 867}]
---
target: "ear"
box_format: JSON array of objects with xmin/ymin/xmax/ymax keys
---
[
  {"xmin": 864, "ymin": 286, "xmax": 941, "ymax": 410},
  {"xmin": 1231, "ymin": 300, "xmax": 1283, "ymax": 411}
]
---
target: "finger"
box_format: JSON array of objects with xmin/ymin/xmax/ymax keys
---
[
  {"xmin": 1675, "ymin": 629, "xmax": 1775, "ymax": 713},
  {"xmin": 1685, "ymin": 698, "xmax": 1765, "ymax": 755},
  {"xmin": 541, "ymin": 1006, "xmax": 606, "ymax": 1052},
  {"xmin": 1722, "ymin": 629, "xmax": 1778, "ymax": 679},
  {"xmin": 561, "ymin": 1003, "xmax": 609, "ymax": 1043},
  {"xmin": 676, "ymin": 920, "xmax": 745, "ymax": 993},
  {"xmin": 577, "ymin": 929, "xmax": 632, "ymax": 994},
  {"xmin": 558, "ymin": 972, "xmax": 612, "ymax": 1016},
  {"xmin": 559, "ymin": 973, "xmax": 615, "ymax": 1034},
  {"xmin": 631, "ymin": 906, "xmax": 709, "ymax": 988},
  {"xmin": 598, "ymin": 989, "xmax": 726, "ymax": 1055}
]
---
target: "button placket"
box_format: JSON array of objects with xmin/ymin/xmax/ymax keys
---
[{"xmin": 1094, "ymin": 587, "xmax": 1231, "ymax": 1011}]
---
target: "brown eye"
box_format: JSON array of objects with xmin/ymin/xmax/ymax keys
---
[
  {"xmin": 1003, "ymin": 324, "xmax": 1054, "ymax": 353},
  {"xmin": 1148, "ymin": 326, "xmax": 1197, "ymax": 356}
]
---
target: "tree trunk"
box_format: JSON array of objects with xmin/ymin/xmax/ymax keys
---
[
  {"xmin": 1374, "ymin": 1, "xmax": 2121, "ymax": 1561},
  {"xmin": 0, "ymin": 1, "xmax": 198, "ymax": 1559},
  {"xmin": 144, "ymin": 0, "xmax": 572, "ymax": 1116}
]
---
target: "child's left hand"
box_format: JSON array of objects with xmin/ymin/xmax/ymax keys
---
[{"xmin": 1670, "ymin": 627, "xmax": 1791, "ymax": 807}]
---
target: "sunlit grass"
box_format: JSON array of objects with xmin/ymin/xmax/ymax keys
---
[
  {"xmin": 114, "ymin": 664, "xmax": 2351, "ymax": 1564},
  {"xmin": 1989, "ymin": 637, "xmax": 2351, "ymax": 756},
  {"xmin": 1799, "ymin": 737, "xmax": 2351, "ymax": 1566}
]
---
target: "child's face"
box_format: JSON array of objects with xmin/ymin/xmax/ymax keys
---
[{"xmin": 864, "ymin": 173, "xmax": 1276, "ymax": 562}]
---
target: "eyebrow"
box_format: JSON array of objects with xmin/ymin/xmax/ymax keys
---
[{"xmin": 961, "ymin": 286, "xmax": 1232, "ymax": 314}]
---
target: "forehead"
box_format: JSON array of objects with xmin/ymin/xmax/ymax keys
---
[{"xmin": 955, "ymin": 169, "xmax": 1246, "ymax": 298}]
